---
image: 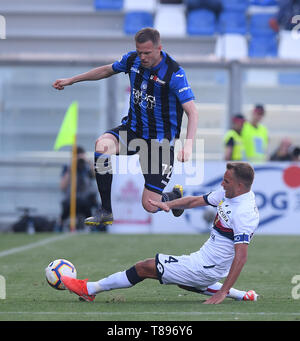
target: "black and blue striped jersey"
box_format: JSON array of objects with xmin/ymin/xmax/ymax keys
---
[{"xmin": 112, "ymin": 51, "xmax": 195, "ymax": 142}]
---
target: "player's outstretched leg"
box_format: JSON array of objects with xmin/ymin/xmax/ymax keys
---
[
  {"xmin": 204, "ymin": 282, "xmax": 259, "ymax": 301},
  {"xmin": 62, "ymin": 259, "xmax": 157, "ymax": 302},
  {"xmin": 85, "ymin": 151, "xmax": 114, "ymax": 226},
  {"xmin": 84, "ymin": 206, "xmax": 113, "ymax": 227},
  {"xmin": 85, "ymin": 134, "xmax": 118, "ymax": 227},
  {"xmin": 178, "ymin": 282, "xmax": 259, "ymax": 301},
  {"xmin": 61, "ymin": 276, "xmax": 96, "ymax": 302},
  {"xmin": 61, "ymin": 269, "xmax": 136, "ymax": 302},
  {"xmin": 162, "ymin": 184, "xmax": 184, "ymax": 217}
]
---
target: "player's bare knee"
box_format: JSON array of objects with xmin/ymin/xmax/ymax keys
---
[
  {"xmin": 142, "ymin": 200, "xmax": 158, "ymax": 213},
  {"xmin": 95, "ymin": 134, "xmax": 118, "ymax": 155},
  {"xmin": 95, "ymin": 138, "xmax": 109, "ymax": 154},
  {"xmin": 142, "ymin": 191, "xmax": 162, "ymax": 213},
  {"xmin": 135, "ymin": 259, "xmax": 156, "ymax": 278},
  {"xmin": 135, "ymin": 260, "xmax": 148, "ymax": 277}
]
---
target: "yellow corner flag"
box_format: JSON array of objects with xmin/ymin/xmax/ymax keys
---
[
  {"xmin": 54, "ymin": 101, "xmax": 78, "ymax": 150},
  {"xmin": 54, "ymin": 101, "xmax": 79, "ymax": 232}
]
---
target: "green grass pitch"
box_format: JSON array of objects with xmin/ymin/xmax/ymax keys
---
[{"xmin": 0, "ymin": 233, "xmax": 299, "ymax": 321}]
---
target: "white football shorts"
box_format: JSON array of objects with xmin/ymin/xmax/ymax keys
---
[{"xmin": 155, "ymin": 252, "xmax": 227, "ymax": 290}]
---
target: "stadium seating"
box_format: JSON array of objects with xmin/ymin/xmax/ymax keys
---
[
  {"xmin": 278, "ymin": 30, "xmax": 300, "ymax": 59},
  {"xmin": 249, "ymin": 13, "xmax": 276, "ymax": 35},
  {"xmin": 187, "ymin": 9, "xmax": 216, "ymax": 36},
  {"xmin": 278, "ymin": 72, "xmax": 300, "ymax": 86},
  {"xmin": 215, "ymin": 34, "xmax": 248, "ymax": 59},
  {"xmin": 154, "ymin": 4, "xmax": 186, "ymax": 37},
  {"xmin": 249, "ymin": 0, "xmax": 277, "ymax": 6},
  {"xmin": 221, "ymin": 0, "xmax": 249, "ymax": 11},
  {"xmin": 249, "ymin": 13, "xmax": 278, "ymax": 57},
  {"xmin": 248, "ymin": 35, "xmax": 278, "ymax": 57},
  {"xmin": 124, "ymin": 11, "xmax": 154, "ymax": 35},
  {"xmin": 123, "ymin": 0, "xmax": 157, "ymax": 12},
  {"xmin": 94, "ymin": 0, "xmax": 124, "ymax": 10},
  {"xmin": 218, "ymin": 11, "xmax": 247, "ymax": 35}
]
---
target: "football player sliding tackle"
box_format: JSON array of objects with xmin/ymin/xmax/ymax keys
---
[{"xmin": 62, "ymin": 162, "xmax": 259, "ymax": 304}]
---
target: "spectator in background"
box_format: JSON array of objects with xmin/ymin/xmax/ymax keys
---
[
  {"xmin": 224, "ymin": 114, "xmax": 246, "ymax": 161},
  {"xmin": 185, "ymin": 0, "xmax": 223, "ymax": 18},
  {"xmin": 269, "ymin": 0, "xmax": 300, "ymax": 32},
  {"xmin": 59, "ymin": 146, "xmax": 98, "ymax": 230},
  {"xmin": 292, "ymin": 146, "xmax": 300, "ymax": 161},
  {"xmin": 241, "ymin": 104, "xmax": 269, "ymax": 163},
  {"xmin": 270, "ymin": 137, "xmax": 293, "ymax": 161},
  {"xmin": 269, "ymin": 0, "xmax": 300, "ymax": 58}
]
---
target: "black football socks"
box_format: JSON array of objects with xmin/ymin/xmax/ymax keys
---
[{"xmin": 94, "ymin": 152, "xmax": 113, "ymax": 213}]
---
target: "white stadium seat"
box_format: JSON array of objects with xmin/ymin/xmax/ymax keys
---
[
  {"xmin": 154, "ymin": 4, "xmax": 186, "ymax": 37},
  {"xmin": 278, "ymin": 30, "xmax": 300, "ymax": 60},
  {"xmin": 123, "ymin": 0, "xmax": 157, "ymax": 13},
  {"xmin": 215, "ymin": 34, "xmax": 248, "ymax": 59}
]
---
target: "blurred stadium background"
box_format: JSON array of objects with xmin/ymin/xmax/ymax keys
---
[{"xmin": 0, "ymin": 0, "xmax": 300, "ymax": 234}]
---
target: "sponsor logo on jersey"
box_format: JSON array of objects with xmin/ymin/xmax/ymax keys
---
[
  {"xmin": 141, "ymin": 81, "xmax": 148, "ymax": 92},
  {"xmin": 150, "ymin": 74, "xmax": 166, "ymax": 85},
  {"xmin": 178, "ymin": 86, "xmax": 191, "ymax": 93},
  {"xmin": 132, "ymin": 88, "xmax": 156, "ymax": 109},
  {"xmin": 130, "ymin": 66, "xmax": 140, "ymax": 74},
  {"xmin": 217, "ymin": 201, "xmax": 229, "ymax": 223}
]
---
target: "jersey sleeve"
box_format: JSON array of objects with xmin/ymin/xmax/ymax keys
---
[
  {"xmin": 203, "ymin": 187, "xmax": 225, "ymax": 207},
  {"xmin": 225, "ymin": 136, "xmax": 234, "ymax": 147},
  {"xmin": 232, "ymin": 208, "xmax": 259, "ymax": 244},
  {"xmin": 112, "ymin": 51, "xmax": 135, "ymax": 74},
  {"xmin": 170, "ymin": 67, "xmax": 195, "ymax": 104}
]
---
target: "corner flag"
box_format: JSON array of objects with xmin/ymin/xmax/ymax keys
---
[
  {"xmin": 54, "ymin": 101, "xmax": 79, "ymax": 232},
  {"xmin": 54, "ymin": 101, "xmax": 78, "ymax": 150}
]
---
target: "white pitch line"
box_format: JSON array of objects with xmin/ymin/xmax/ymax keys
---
[
  {"xmin": 0, "ymin": 311, "xmax": 300, "ymax": 316},
  {"xmin": 0, "ymin": 233, "xmax": 74, "ymax": 258}
]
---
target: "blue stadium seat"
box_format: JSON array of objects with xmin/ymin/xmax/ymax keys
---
[
  {"xmin": 278, "ymin": 72, "xmax": 300, "ymax": 86},
  {"xmin": 124, "ymin": 11, "xmax": 154, "ymax": 35},
  {"xmin": 94, "ymin": 0, "xmax": 123, "ymax": 10},
  {"xmin": 218, "ymin": 11, "xmax": 247, "ymax": 34},
  {"xmin": 187, "ymin": 9, "xmax": 216, "ymax": 35},
  {"xmin": 221, "ymin": 0, "xmax": 249, "ymax": 11},
  {"xmin": 249, "ymin": 13, "xmax": 278, "ymax": 57},
  {"xmin": 249, "ymin": 0, "xmax": 277, "ymax": 6},
  {"xmin": 249, "ymin": 35, "xmax": 278, "ymax": 57},
  {"xmin": 249, "ymin": 13, "xmax": 276, "ymax": 35}
]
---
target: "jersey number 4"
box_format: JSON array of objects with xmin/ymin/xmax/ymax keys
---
[{"xmin": 164, "ymin": 256, "xmax": 178, "ymax": 264}]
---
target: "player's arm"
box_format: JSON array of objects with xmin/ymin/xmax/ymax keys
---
[
  {"xmin": 177, "ymin": 100, "xmax": 199, "ymax": 162},
  {"xmin": 203, "ymin": 243, "xmax": 248, "ymax": 304},
  {"xmin": 224, "ymin": 137, "xmax": 234, "ymax": 161},
  {"xmin": 149, "ymin": 195, "xmax": 208, "ymax": 212},
  {"xmin": 60, "ymin": 171, "xmax": 70, "ymax": 191},
  {"xmin": 52, "ymin": 64, "xmax": 116, "ymax": 90},
  {"xmin": 224, "ymin": 145, "xmax": 233, "ymax": 161}
]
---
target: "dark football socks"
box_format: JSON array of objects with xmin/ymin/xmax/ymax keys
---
[
  {"xmin": 125, "ymin": 266, "xmax": 145, "ymax": 285},
  {"xmin": 94, "ymin": 152, "xmax": 113, "ymax": 213},
  {"xmin": 161, "ymin": 190, "xmax": 180, "ymax": 203}
]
